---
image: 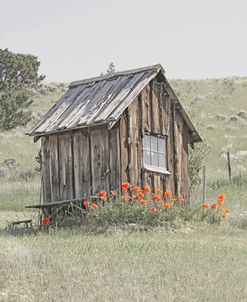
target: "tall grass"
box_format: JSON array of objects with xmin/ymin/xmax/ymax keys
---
[
  {"xmin": 0, "ymin": 226, "xmax": 247, "ymax": 302},
  {"xmin": 0, "ymin": 180, "xmax": 40, "ymax": 211}
]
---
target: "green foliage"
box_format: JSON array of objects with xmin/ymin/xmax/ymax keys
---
[{"xmin": 0, "ymin": 48, "xmax": 45, "ymax": 130}]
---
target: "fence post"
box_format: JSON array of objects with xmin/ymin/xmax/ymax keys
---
[
  {"xmin": 202, "ymin": 165, "xmax": 206, "ymax": 202},
  {"xmin": 227, "ymin": 151, "xmax": 232, "ymax": 182}
]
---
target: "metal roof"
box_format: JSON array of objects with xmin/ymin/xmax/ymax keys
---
[{"xmin": 28, "ymin": 64, "xmax": 202, "ymax": 143}]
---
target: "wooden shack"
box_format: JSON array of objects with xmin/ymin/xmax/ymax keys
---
[{"xmin": 29, "ymin": 64, "xmax": 202, "ymax": 203}]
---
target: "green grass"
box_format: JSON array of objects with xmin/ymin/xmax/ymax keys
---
[
  {"xmin": 0, "ymin": 222, "xmax": 247, "ymax": 302},
  {"xmin": 0, "ymin": 179, "xmax": 246, "ymax": 302},
  {"xmin": 0, "ymin": 180, "xmax": 40, "ymax": 211},
  {"xmin": 0, "ymin": 78, "xmax": 247, "ymax": 301}
]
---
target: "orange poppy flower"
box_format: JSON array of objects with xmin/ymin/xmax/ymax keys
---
[
  {"xmin": 149, "ymin": 206, "xmax": 157, "ymax": 213},
  {"xmin": 42, "ymin": 217, "xmax": 50, "ymax": 225},
  {"xmin": 202, "ymin": 203, "xmax": 209, "ymax": 209},
  {"xmin": 218, "ymin": 200, "xmax": 224, "ymax": 206},
  {"xmin": 138, "ymin": 192, "xmax": 145, "ymax": 198},
  {"xmin": 133, "ymin": 186, "xmax": 141, "ymax": 192},
  {"xmin": 133, "ymin": 195, "xmax": 139, "ymax": 200},
  {"xmin": 164, "ymin": 203, "xmax": 170, "ymax": 209},
  {"xmin": 223, "ymin": 208, "xmax": 230, "ymax": 213},
  {"xmin": 178, "ymin": 195, "xmax": 184, "ymax": 202},
  {"xmin": 171, "ymin": 198, "xmax": 176, "ymax": 203},
  {"xmin": 122, "ymin": 182, "xmax": 130, "ymax": 190},
  {"xmin": 221, "ymin": 214, "xmax": 226, "ymax": 219},
  {"xmin": 158, "ymin": 200, "xmax": 164, "ymax": 206},
  {"xmin": 91, "ymin": 203, "xmax": 98, "ymax": 209},
  {"xmin": 140, "ymin": 199, "xmax": 147, "ymax": 205},
  {"xmin": 210, "ymin": 203, "xmax": 217, "ymax": 209},
  {"xmin": 144, "ymin": 186, "xmax": 151, "ymax": 193},
  {"xmin": 165, "ymin": 191, "xmax": 172, "ymax": 198},
  {"xmin": 100, "ymin": 196, "xmax": 107, "ymax": 202},
  {"xmin": 152, "ymin": 194, "xmax": 159, "ymax": 200},
  {"xmin": 218, "ymin": 193, "xmax": 225, "ymax": 201},
  {"xmin": 156, "ymin": 189, "xmax": 162, "ymax": 195},
  {"xmin": 83, "ymin": 200, "xmax": 89, "ymax": 207}
]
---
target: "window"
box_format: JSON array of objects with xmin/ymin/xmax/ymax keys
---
[{"xmin": 143, "ymin": 134, "xmax": 169, "ymax": 173}]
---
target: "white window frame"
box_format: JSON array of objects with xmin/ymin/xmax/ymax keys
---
[{"xmin": 143, "ymin": 134, "xmax": 170, "ymax": 175}]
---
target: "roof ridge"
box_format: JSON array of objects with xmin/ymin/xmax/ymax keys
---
[{"xmin": 69, "ymin": 64, "xmax": 164, "ymax": 88}]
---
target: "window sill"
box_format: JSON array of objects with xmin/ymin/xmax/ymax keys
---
[{"xmin": 144, "ymin": 164, "xmax": 171, "ymax": 175}]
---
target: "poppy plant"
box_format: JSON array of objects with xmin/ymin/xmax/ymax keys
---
[
  {"xmin": 164, "ymin": 203, "xmax": 170, "ymax": 209},
  {"xmin": 91, "ymin": 203, "xmax": 98, "ymax": 209},
  {"xmin": 178, "ymin": 195, "xmax": 184, "ymax": 202},
  {"xmin": 122, "ymin": 182, "xmax": 130, "ymax": 190},
  {"xmin": 171, "ymin": 198, "xmax": 176, "ymax": 203},
  {"xmin": 210, "ymin": 203, "xmax": 217, "ymax": 209},
  {"xmin": 138, "ymin": 192, "xmax": 145, "ymax": 198},
  {"xmin": 218, "ymin": 193, "xmax": 225, "ymax": 201},
  {"xmin": 221, "ymin": 214, "xmax": 226, "ymax": 219},
  {"xmin": 100, "ymin": 196, "xmax": 107, "ymax": 202},
  {"xmin": 144, "ymin": 185, "xmax": 151, "ymax": 193},
  {"xmin": 202, "ymin": 203, "xmax": 209, "ymax": 209},
  {"xmin": 218, "ymin": 200, "xmax": 224, "ymax": 206},
  {"xmin": 149, "ymin": 206, "xmax": 157, "ymax": 213},
  {"xmin": 42, "ymin": 217, "xmax": 50, "ymax": 225},
  {"xmin": 83, "ymin": 200, "xmax": 89, "ymax": 207},
  {"xmin": 133, "ymin": 195, "xmax": 139, "ymax": 200},
  {"xmin": 165, "ymin": 191, "xmax": 172, "ymax": 198},
  {"xmin": 156, "ymin": 189, "xmax": 162, "ymax": 195},
  {"xmin": 152, "ymin": 194, "xmax": 159, "ymax": 200},
  {"xmin": 158, "ymin": 200, "xmax": 164, "ymax": 206},
  {"xmin": 133, "ymin": 186, "xmax": 141, "ymax": 192},
  {"xmin": 140, "ymin": 199, "xmax": 147, "ymax": 205}
]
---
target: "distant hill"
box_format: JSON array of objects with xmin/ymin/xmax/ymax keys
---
[{"xmin": 0, "ymin": 78, "xmax": 246, "ymax": 180}]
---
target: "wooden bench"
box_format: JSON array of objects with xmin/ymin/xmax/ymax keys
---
[{"xmin": 9, "ymin": 219, "xmax": 33, "ymax": 230}]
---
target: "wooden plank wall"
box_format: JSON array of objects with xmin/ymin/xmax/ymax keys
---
[
  {"xmin": 119, "ymin": 78, "xmax": 172, "ymax": 193},
  {"xmin": 118, "ymin": 77, "xmax": 190, "ymax": 195},
  {"xmin": 42, "ymin": 124, "xmax": 121, "ymax": 202}
]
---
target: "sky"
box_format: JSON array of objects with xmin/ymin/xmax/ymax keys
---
[{"xmin": 1, "ymin": 0, "xmax": 247, "ymax": 82}]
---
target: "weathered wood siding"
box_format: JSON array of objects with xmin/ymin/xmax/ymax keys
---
[
  {"xmin": 41, "ymin": 74, "xmax": 191, "ymax": 202},
  {"xmin": 118, "ymin": 76, "xmax": 190, "ymax": 195},
  {"xmin": 42, "ymin": 125, "xmax": 121, "ymax": 202}
]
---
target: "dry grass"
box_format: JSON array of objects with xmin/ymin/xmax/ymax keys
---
[{"xmin": 0, "ymin": 219, "xmax": 247, "ymax": 302}]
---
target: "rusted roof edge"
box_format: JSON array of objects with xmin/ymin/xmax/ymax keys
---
[{"xmin": 69, "ymin": 64, "xmax": 164, "ymax": 88}]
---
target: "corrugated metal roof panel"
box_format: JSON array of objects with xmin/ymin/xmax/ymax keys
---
[
  {"xmin": 28, "ymin": 63, "xmax": 202, "ymax": 143},
  {"xmin": 29, "ymin": 65, "xmax": 161, "ymax": 136}
]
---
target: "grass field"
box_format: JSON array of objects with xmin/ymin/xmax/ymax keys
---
[
  {"xmin": 1, "ymin": 216, "xmax": 247, "ymax": 302},
  {"xmin": 0, "ymin": 179, "xmax": 247, "ymax": 301},
  {"xmin": 0, "ymin": 78, "xmax": 247, "ymax": 301}
]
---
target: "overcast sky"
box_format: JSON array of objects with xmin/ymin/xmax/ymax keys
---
[{"xmin": 1, "ymin": 0, "xmax": 247, "ymax": 82}]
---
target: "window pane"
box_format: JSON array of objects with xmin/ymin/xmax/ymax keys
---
[
  {"xmin": 151, "ymin": 136, "xmax": 158, "ymax": 152},
  {"xmin": 158, "ymin": 154, "xmax": 166, "ymax": 169},
  {"xmin": 151, "ymin": 152, "xmax": 158, "ymax": 166},
  {"xmin": 144, "ymin": 150, "xmax": 151, "ymax": 165},
  {"xmin": 144, "ymin": 135, "xmax": 150, "ymax": 150},
  {"xmin": 158, "ymin": 138, "xmax": 165, "ymax": 153}
]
